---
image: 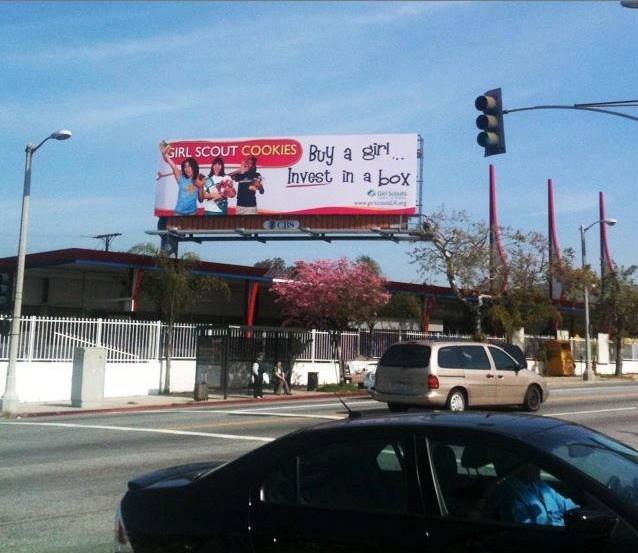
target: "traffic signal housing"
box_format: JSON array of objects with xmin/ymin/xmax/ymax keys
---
[
  {"xmin": 0, "ymin": 272, "xmax": 13, "ymax": 312},
  {"xmin": 475, "ymin": 88, "xmax": 506, "ymax": 157}
]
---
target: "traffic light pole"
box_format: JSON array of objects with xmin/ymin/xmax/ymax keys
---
[
  {"xmin": 477, "ymin": 93, "xmax": 632, "ymax": 380},
  {"xmin": 475, "ymin": 94, "xmax": 638, "ymax": 158}
]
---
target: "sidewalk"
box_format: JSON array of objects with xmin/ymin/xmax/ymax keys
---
[
  {"xmin": 9, "ymin": 387, "xmax": 355, "ymax": 418},
  {"xmin": 8, "ymin": 375, "xmax": 636, "ymax": 418}
]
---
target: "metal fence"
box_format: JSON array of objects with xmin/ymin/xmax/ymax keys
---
[
  {"xmin": 1, "ymin": 315, "xmax": 637, "ymax": 364},
  {"xmin": 0, "ymin": 318, "xmax": 487, "ymax": 363},
  {"xmin": 0, "ymin": 317, "xmax": 166, "ymax": 362}
]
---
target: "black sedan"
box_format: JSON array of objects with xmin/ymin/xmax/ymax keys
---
[{"xmin": 116, "ymin": 411, "xmax": 638, "ymax": 552}]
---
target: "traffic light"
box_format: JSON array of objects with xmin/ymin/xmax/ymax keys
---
[
  {"xmin": 475, "ymin": 88, "xmax": 506, "ymax": 157},
  {"xmin": 0, "ymin": 272, "xmax": 13, "ymax": 312}
]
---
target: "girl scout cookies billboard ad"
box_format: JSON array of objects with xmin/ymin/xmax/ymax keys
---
[{"xmin": 155, "ymin": 133, "xmax": 419, "ymax": 218}]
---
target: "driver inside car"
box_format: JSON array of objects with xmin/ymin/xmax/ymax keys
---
[{"xmin": 485, "ymin": 456, "xmax": 579, "ymax": 526}]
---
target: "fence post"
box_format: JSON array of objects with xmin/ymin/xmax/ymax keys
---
[
  {"xmin": 153, "ymin": 320, "xmax": 162, "ymax": 359},
  {"xmin": 95, "ymin": 317, "xmax": 103, "ymax": 347},
  {"xmin": 26, "ymin": 316, "xmax": 37, "ymax": 361},
  {"xmin": 311, "ymin": 328, "xmax": 316, "ymax": 364},
  {"xmin": 222, "ymin": 328, "xmax": 230, "ymax": 400}
]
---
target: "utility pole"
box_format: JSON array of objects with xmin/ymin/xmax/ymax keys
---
[{"xmin": 93, "ymin": 233, "xmax": 121, "ymax": 252}]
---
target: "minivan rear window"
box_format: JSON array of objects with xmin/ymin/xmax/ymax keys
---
[
  {"xmin": 438, "ymin": 345, "xmax": 490, "ymax": 370},
  {"xmin": 379, "ymin": 344, "xmax": 431, "ymax": 368}
]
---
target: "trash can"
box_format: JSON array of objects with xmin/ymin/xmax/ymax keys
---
[
  {"xmin": 194, "ymin": 380, "xmax": 209, "ymax": 401},
  {"xmin": 546, "ymin": 340, "xmax": 575, "ymax": 376},
  {"xmin": 307, "ymin": 372, "xmax": 319, "ymax": 391}
]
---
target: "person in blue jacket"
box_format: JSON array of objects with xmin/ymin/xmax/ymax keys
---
[
  {"xmin": 487, "ymin": 457, "xmax": 579, "ymax": 526},
  {"xmin": 160, "ymin": 142, "xmax": 203, "ymax": 215}
]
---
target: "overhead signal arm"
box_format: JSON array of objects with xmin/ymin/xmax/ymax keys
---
[{"xmin": 475, "ymin": 90, "xmax": 638, "ymax": 157}]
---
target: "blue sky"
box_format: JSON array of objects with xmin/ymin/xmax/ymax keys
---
[{"xmin": 1, "ymin": 1, "xmax": 637, "ymax": 284}]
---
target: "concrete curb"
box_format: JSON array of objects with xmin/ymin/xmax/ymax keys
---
[{"xmin": 12, "ymin": 390, "xmax": 369, "ymax": 418}]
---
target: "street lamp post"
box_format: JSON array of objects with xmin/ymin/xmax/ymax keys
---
[
  {"xmin": 580, "ymin": 218, "xmax": 616, "ymax": 382},
  {"xmin": 1, "ymin": 130, "xmax": 72, "ymax": 415}
]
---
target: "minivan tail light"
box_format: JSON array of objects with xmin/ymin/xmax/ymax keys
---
[{"xmin": 428, "ymin": 374, "xmax": 439, "ymax": 389}]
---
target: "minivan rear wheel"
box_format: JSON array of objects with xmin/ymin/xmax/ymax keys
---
[{"xmin": 446, "ymin": 389, "xmax": 466, "ymax": 412}]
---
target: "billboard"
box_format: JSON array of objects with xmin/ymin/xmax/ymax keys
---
[{"xmin": 155, "ymin": 134, "xmax": 419, "ymax": 218}]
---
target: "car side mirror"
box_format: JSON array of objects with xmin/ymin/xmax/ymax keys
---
[{"xmin": 564, "ymin": 507, "xmax": 618, "ymax": 539}]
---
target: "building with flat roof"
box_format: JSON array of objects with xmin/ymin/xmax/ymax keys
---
[{"xmin": 0, "ymin": 248, "xmax": 583, "ymax": 335}]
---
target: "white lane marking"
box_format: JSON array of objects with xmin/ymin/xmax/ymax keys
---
[
  {"xmin": 550, "ymin": 386, "xmax": 638, "ymax": 394},
  {"xmin": 206, "ymin": 400, "xmax": 376, "ymax": 411},
  {"xmin": 544, "ymin": 407, "xmax": 636, "ymax": 417},
  {"xmin": 175, "ymin": 407, "xmax": 344, "ymax": 419},
  {"xmin": 191, "ymin": 410, "xmax": 343, "ymax": 420},
  {"xmin": 172, "ymin": 399, "xmax": 376, "ymax": 419},
  {"xmin": 0, "ymin": 421, "xmax": 274, "ymax": 442}
]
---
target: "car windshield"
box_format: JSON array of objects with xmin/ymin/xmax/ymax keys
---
[{"xmin": 544, "ymin": 425, "xmax": 638, "ymax": 512}]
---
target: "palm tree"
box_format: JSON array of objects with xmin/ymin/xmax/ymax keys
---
[{"xmin": 129, "ymin": 244, "xmax": 229, "ymax": 393}]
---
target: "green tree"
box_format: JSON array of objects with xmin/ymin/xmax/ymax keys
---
[
  {"xmin": 254, "ymin": 257, "xmax": 294, "ymax": 279},
  {"xmin": 595, "ymin": 266, "xmax": 638, "ymax": 376},
  {"xmin": 355, "ymin": 255, "xmax": 383, "ymax": 277},
  {"xmin": 355, "ymin": 255, "xmax": 385, "ymax": 330},
  {"xmin": 548, "ymin": 246, "xmax": 596, "ymax": 303},
  {"xmin": 129, "ymin": 244, "xmax": 230, "ymax": 393},
  {"xmin": 378, "ymin": 294, "xmax": 423, "ymax": 329},
  {"xmin": 127, "ymin": 242, "xmax": 159, "ymax": 256},
  {"xmin": 409, "ymin": 209, "xmax": 557, "ymax": 340},
  {"xmin": 409, "ymin": 210, "xmax": 490, "ymax": 337},
  {"xmin": 486, "ymin": 229, "xmax": 557, "ymax": 339}
]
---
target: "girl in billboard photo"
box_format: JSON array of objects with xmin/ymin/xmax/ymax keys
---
[
  {"xmin": 199, "ymin": 156, "xmax": 236, "ymax": 215},
  {"xmin": 230, "ymin": 156, "xmax": 264, "ymax": 215},
  {"xmin": 159, "ymin": 142, "xmax": 203, "ymax": 216}
]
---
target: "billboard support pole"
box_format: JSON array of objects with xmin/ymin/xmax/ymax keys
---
[{"xmin": 158, "ymin": 218, "xmax": 179, "ymax": 257}]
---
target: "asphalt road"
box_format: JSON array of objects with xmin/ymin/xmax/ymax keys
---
[{"xmin": 1, "ymin": 385, "xmax": 637, "ymax": 553}]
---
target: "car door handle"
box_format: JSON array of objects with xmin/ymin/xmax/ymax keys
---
[
  {"xmin": 497, "ymin": 374, "xmax": 504, "ymax": 379},
  {"xmin": 486, "ymin": 374, "xmax": 494, "ymax": 378}
]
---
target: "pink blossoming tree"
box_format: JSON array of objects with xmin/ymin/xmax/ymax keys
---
[{"xmin": 270, "ymin": 257, "xmax": 391, "ymax": 382}]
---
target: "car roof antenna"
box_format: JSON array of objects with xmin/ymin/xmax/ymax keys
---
[{"xmin": 335, "ymin": 394, "xmax": 362, "ymax": 419}]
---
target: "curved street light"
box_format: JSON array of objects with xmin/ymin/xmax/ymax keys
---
[
  {"xmin": 1, "ymin": 130, "xmax": 72, "ymax": 415},
  {"xmin": 580, "ymin": 217, "xmax": 617, "ymax": 382}
]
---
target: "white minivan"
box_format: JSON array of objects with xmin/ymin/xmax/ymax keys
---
[{"xmin": 371, "ymin": 340, "xmax": 548, "ymax": 412}]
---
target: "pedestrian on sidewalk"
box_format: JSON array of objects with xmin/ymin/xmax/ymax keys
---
[
  {"xmin": 274, "ymin": 360, "xmax": 292, "ymax": 395},
  {"xmin": 252, "ymin": 351, "xmax": 266, "ymax": 399}
]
